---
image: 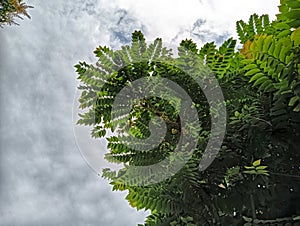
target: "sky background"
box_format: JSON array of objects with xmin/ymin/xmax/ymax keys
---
[{"xmin": 0, "ymin": 0, "xmax": 279, "ymax": 225}]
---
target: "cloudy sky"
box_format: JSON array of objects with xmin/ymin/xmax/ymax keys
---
[{"xmin": 0, "ymin": 0, "xmax": 279, "ymax": 225}]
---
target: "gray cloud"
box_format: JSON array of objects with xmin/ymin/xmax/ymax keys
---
[
  {"xmin": 191, "ymin": 19, "xmax": 230, "ymax": 45},
  {"xmin": 0, "ymin": 0, "xmax": 148, "ymax": 225},
  {"xmin": 109, "ymin": 9, "xmax": 147, "ymax": 48},
  {"xmin": 171, "ymin": 18, "xmax": 230, "ymax": 47}
]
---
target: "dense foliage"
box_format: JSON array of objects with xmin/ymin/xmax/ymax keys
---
[
  {"xmin": 0, "ymin": 0, "xmax": 32, "ymax": 27},
  {"xmin": 75, "ymin": 0, "xmax": 300, "ymax": 225}
]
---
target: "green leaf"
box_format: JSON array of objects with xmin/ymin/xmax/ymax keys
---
[
  {"xmin": 253, "ymin": 76, "xmax": 269, "ymax": 86},
  {"xmin": 293, "ymin": 216, "xmax": 300, "ymax": 221},
  {"xmin": 244, "ymin": 64, "xmax": 257, "ymax": 70},
  {"xmin": 259, "ymin": 80, "xmax": 272, "ymax": 91},
  {"xmin": 285, "ymin": 9, "xmax": 300, "ymax": 20},
  {"xmin": 257, "ymin": 169, "xmax": 269, "ymax": 174},
  {"xmin": 291, "ymin": 27, "xmax": 300, "ymax": 46},
  {"xmin": 289, "ymin": 19, "xmax": 300, "ymax": 28},
  {"xmin": 243, "ymin": 216, "xmax": 253, "ymax": 222},
  {"xmin": 256, "ymin": 165, "xmax": 268, "ymax": 170},
  {"xmin": 244, "ymin": 166, "xmax": 255, "ymax": 170},
  {"xmin": 253, "ymin": 159, "xmax": 261, "ymax": 167},
  {"xmin": 243, "ymin": 170, "xmax": 257, "ymax": 174},
  {"xmin": 244, "ymin": 223, "xmax": 252, "ymax": 226},
  {"xmin": 241, "ymin": 59, "xmax": 254, "ymax": 64},
  {"xmin": 277, "ymin": 29, "xmax": 291, "ymax": 38},
  {"xmin": 245, "ymin": 68, "xmax": 261, "ymax": 76},
  {"xmin": 289, "ymin": 96, "xmax": 299, "ymax": 107},
  {"xmin": 274, "ymin": 22, "xmax": 290, "ymax": 30},
  {"xmin": 293, "ymin": 103, "xmax": 300, "ymax": 112},
  {"xmin": 249, "ymin": 72, "xmax": 264, "ymax": 83}
]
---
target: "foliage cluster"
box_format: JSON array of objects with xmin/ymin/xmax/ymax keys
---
[
  {"xmin": 0, "ymin": 0, "xmax": 32, "ymax": 27},
  {"xmin": 75, "ymin": 0, "xmax": 300, "ymax": 225}
]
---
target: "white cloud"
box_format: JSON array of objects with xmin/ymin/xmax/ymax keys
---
[{"xmin": 114, "ymin": 0, "xmax": 279, "ymax": 43}]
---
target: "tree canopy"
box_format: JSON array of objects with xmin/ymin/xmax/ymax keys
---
[
  {"xmin": 75, "ymin": 0, "xmax": 300, "ymax": 225},
  {"xmin": 0, "ymin": 0, "xmax": 32, "ymax": 27}
]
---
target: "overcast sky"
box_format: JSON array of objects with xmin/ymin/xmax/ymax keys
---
[{"xmin": 0, "ymin": 0, "xmax": 279, "ymax": 225}]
